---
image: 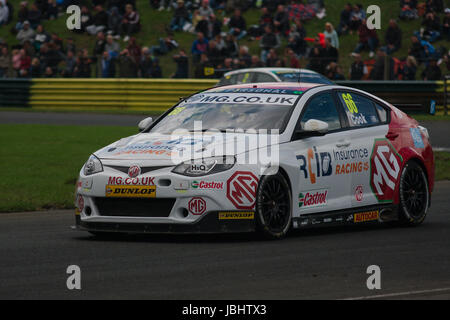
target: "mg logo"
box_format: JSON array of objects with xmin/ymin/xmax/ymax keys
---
[
  {"xmin": 128, "ymin": 165, "xmax": 141, "ymax": 178},
  {"xmin": 188, "ymin": 197, "xmax": 206, "ymax": 215},
  {"xmin": 370, "ymin": 139, "xmax": 403, "ymax": 202},
  {"xmin": 226, "ymin": 171, "xmax": 259, "ymax": 210}
]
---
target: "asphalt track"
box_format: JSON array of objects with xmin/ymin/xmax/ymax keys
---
[
  {"xmin": 1, "ymin": 111, "xmax": 449, "ymax": 149},
  {"xmin": 0, "ymin": 181, "xmax": 449, "ymax": 300}
]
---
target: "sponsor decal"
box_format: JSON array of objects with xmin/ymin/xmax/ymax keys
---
[
  {"xmin": 298, "ymin": 189, "xmax": 328, "ymax": 209},
  {"xmin": 191, "ymin": 180, "xmax": 224, "ymax": 190},
  {"xmin": 105, "ymin": 185, "xmax": 156, "ymax": 198},
  {"xmin": 184, "ymin": 93, "xmax": 298, "ymax": 106},
  {"xmin": 341, "ymin": 93, "xmax": 368, "ymax": 125},
  {"xmin": 113, "ymin": 138, "xmax": 203, "ymax": 157},
  {"xmin": 354, "ymin": 210, "xmax": 379, "ymax": 223},
  {"xmin": 127, "ymin": 165, "xmax": 141, "ymax": 178},
  {"xmin": 213, "ymin": 88, "xmax": 305, "ymax": 95},
  {"xmin": 355, "ymin": 185, "xmax": 364, "ymax": 202},
  {"xmin": 75, "ymin": 195, "xmax": 84, "ymax": 215},
  {"xmin": 218, "ymin": 212, "xmax": 255, "ymax": 220},
  {"xmin": 79, "ymin": 178, "xmax": 93, "ymax": 190},
  {"xmin": 410, "ymin": 128, "xmax": 425, "ymax": 149},
  {"xmin": 226, "ymin": 171, "xmax": 259, "ymax": 210},
  {"xmin": 297, "ymin": 147, "xmax": 332, "ymax": 184},
  {"xmin": 333, "ymin": 147, "xmax": 370, "ymax": 175},
  {"xmin": 370, "ymin": 139, "xmax": 403, "ymax": 202},
  {"xmin": 188, "ymin": 197, "xmax": 206, "ymax": 215},
  {"xmin": 107, "ymin": 176, "xmax": 155, "ymax": 186}
]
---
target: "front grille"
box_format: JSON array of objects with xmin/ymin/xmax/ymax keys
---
[
  {"xmin": 105, "ymin": 166, "xmax": 170, "ymax": 175},
  {"xmin": 94, "ymin": 198, "xmax": 175, "ymax": 217}
]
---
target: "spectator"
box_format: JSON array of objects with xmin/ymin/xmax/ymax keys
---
[
  {"xmin": 140, "ymin": 47, "xmax": 154, "ymax": 77},
  {"xmin": 198, "ymin": 0, "xmax": 213, "ymax": 19},
  {"xmin": 33, "ymin": 25, "xmax": 50, "ymax": 51},
  {"xmin": 93, "ymin": 31, "xmax": 106, "ymax": 57},
  {"xmin": 63, "ymin": 50, "xmax": 76, "ymax": 77},
  {"xmin": 150, "ymin": 34, "xmax": 178, "ymax": 56},
  {"xmin": 170, "ymin": 0, "xmax": 189, "ymax": 31},
  {"xmin": 27, "ymin": 3, "xmax": 41, "ymax": 29},
  {"xmin": 12, "ymin": 49, "xmax": 21, "ymax": 76},
  {"xmin": 326, "ymin": 62, "xmax": 345, "ymax": 80},
  {"xmin": 349, "ymin": 4, "xmax": 365, "ymax": 34},
  {"xmin": 17, "ymin": 1, "xmax": 29, "ymax": 26},
  {"xmin": 250, "ymin": 55, "xmax": 264, "ymax": 68},
  {"xmin": 382, "ymin": 19, "xmax": 402, "ymax": 54},
  {"xmin": 43, "ymin": 66, "xmax": 54, "ymax": 78},
  {"xmin": 260, "ymin": 25, "xmax": 280, "ymax": 63},
  {"xmin": 126, "ymin": 37, "xmax": 141, "ymax": 63},
  {"xmin": 421, "ymin": 58, "xmax": 441, "ymax": 80},
  {"xmin": 151, "ymin": 59, "xmax": 162, "ymax": 78},
  {"xmin": 370, "ymin": 49, "xmax": 394, "ymax": 80},
  {"xmin": 399, "ymin": 0, "xmax": 418, "ymax": 20},
  {"xmin": 425, "ymin": 0, "xmax": 444, "ymax": 13},
  {"xmin": 79, "ymin": 6, "xmax": 92, "ymax": 33},
  {"xmin": 207, "ymin": 14, "xmax": 222, "ymax": 39},
  {"xmin": 273, "ymin": 5, "xmax": 289, "ymax": 36},
  {"xmin": 105, "ymin": 34, "xmax": 120, "ymax": 57},
  {"xmin": 349, "ymin": 53, "xmax": 368, "ymax": 80},
  {"xmin": 416, "ymin": 12, "xmax": 441, "ymax": 42},
  {"xmin": 324, "ymin": 22, "xmax": 339, "ymax": 49},
  {"xmin": 118, "ymin": 48, "xmax": 137, "ymax": 77},
  {"xmin": 354, "ymin": 20, "xmax": 378, "ymax": 58},
  {"xmin": 307, "ymin": 45, "xmax": 324, "ymax": 74},
  {"xmin": 46, "ymin": 0, "xmax": 58, "ymax": 20},
  {"xmin": 0, "ymin": 1, "xmax": 9, "ymax": 26},
  {"xmin": 223, "ymin": 34, "xmax": 238, "ymax": 58},
  {"xmin": 400, "ymin": 55, "xmax": 417, "ymax": 80},
  {"xmin": 0, "ymin": 47, "xmax": 10, "ymax": 78},
  {"xmin": 237, "ymin": 45, "xmax": 251, "ymax": 68},
  {"xmin": 259, "ymin": 7, "xmax": 273, "ymax": 30},
  {"xmin": 173, "ymin": 48, "xmax": 189, "ymax": 78},
  {"xmin": 228, "ymin": 9, "xmax": 247, "ymax": 41},
  {"xmin": 322, "ymin": 38, "xmax": 339, "ymax": 67},
  {"xmin": 207, "ymin": 40, "xmax": 223, "ymax": 67},
  {"xmin": 19, "ymin": 49, "xmax": 31, "ymax": 77},
  {"xmin": 408, "ymin": 35, "xmax": 435, "ymax": 64},
  {"xmin": 86, "ymin": 5, "xmax": 108, "ymax": 35},
  {"xmin": 99, "ymin": 51, "xmax": 116, "ymax": 78},
  {"xmin": 30, "ymin": 57, "xmax": 41, "ymax": 77},
  {"xmin": 337, "ymin": 3, "xmax": 352, "ymax": 35},
  {"xmin": 265, "ymin": 48, "xmax": 280, "ymax": 68},
  {"xmin": 191, "ymin": 32, "xmax": 209, "ymax": 63},
  {"xmin": 65, "ymin": 37, "xmax": 76, "ymax": 55},
  {"xmin": 283, "ymin": 48, "xmax": 300, "ymax": 68},
  {"xmin": 194, "ymin": 53, "xmax": 213, "ymax": 78},
  {"xmin": 121, "ymin": 3, "xmax": 140, "ymax": 42},
  {"xmin": 288, "ymin": 19, "xmax": 307, "ymax": 57},
  {"xmin": 17, "ymin": 21, "xmax": 36, "ymax": 44},
  {"xmin": 444, "ymin": 8, "xmax": 450, "ymax": 41},
  {"xmin": 108, "ymin": 6, "xmax": 122, "ymax": 37}
]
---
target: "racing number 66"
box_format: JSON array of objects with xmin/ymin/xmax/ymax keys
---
[{"xmin": 342, "ymin": 93, "xmax": 358, "ymax": 113}]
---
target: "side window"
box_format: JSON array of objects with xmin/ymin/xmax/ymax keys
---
[
  {"xmin": 300, "ymin": 92, "xmax": 342, "ymax": 131},
  {"xmin": 375, "ymin": 103, "xmax": 388, "ymax": 123},
  {"xmin": 338, "ymin": 92, "xmax": 379, "ymax": 127},
  {"xmin": 237, "ymin": 72, "xmax": 252, "ymax": 84},
  {"xmin": 254, "ymin": 72, "xmax": 276, "ymax": 83}
]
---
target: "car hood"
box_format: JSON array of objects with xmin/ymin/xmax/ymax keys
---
[{"xmin": 95, "ymin": 132, "xmax": 278, "ymax": 163}]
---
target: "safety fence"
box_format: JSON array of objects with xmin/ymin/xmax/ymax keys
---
[{"xmin": 0, "ymin": 78, "xmax": 448, "ymax": 114}]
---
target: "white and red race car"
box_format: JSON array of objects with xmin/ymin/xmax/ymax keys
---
[{"xmin": 75, "ymin": 82, "xmax": 434, "ymax": 239}]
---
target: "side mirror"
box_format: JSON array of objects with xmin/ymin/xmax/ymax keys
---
[
  {"xmin": 303, "ymin": 119, "xmax": 329, "ymax": 134},
  {"xmin": 294, "ymin": 119, "xmax": 329, "ymax": 139},
  {"xmin": 138, "ymin": 117, "xmax": 153, "ymax": 132}
]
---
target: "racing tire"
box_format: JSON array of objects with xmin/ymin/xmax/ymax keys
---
[
  {"xmin": 255, "ymin": 173, "xmax": 292, "ymax": 239},
  {"xmin": 398, "ymin": 161, "xmax": 430, "ymax": 226}
]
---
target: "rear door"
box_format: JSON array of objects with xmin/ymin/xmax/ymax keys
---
[{"xmin": 334, "ymin": 90, "xmax": 392, "ymax": 208}]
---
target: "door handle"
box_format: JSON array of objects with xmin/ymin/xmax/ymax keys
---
[
  {"xmin": 386, "ymin": 132, "xmax": 399, "ymax": 140},
  {"xmin": 336, "ymin": 141, "xmax": 351, "ymax": 148}
]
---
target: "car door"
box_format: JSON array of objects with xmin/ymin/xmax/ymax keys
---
[
  {"xmin": 289, "ymin": 91, "xmax": 352, "ymax": 215},
  {"xmin": 334, "ymin": 90, "xmax": 391, "ymax": 208}
]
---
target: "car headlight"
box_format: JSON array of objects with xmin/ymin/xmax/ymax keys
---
[
  {"xmin": 83, "ymin": 155, "xmax": 103, "ymax": 176},
  {"xmin": 172, "ymin": 156, "xmax": 235, "ymax": 177}
]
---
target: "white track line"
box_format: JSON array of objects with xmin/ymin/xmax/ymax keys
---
[
  {"xmin": 434, "ymin": 147, "xmax": 450, "ymax": 152},
  {"xmin": 343, "ymin": 287, "xmax": 450, "ymax": 300}
]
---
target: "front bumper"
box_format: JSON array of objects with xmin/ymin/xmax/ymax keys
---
[{"xmin": 75, "ymin": 211, "xmax": 256, "ymax": 234}]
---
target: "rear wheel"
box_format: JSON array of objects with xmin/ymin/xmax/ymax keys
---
[
  {"xmin": 255, "ymin": 173, "xmax": 292, "ymax": 239},
  {"xmin": 398, "ymin": 161, "xmax": 430, "ymax": 226}
]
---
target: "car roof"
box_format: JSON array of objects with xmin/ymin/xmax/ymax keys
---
[
  {"xmin": 206, "ymin": 82, "xmax": 324, "ymax": 93},
  {"xmin": 223, "ymin": 68, "xmax": 319, "ymax": 77}
]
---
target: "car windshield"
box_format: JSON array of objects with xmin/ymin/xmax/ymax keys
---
[
  {"xmin": 150, "ymin": 92, "xmax": 300, "ymax": 134},
  {"xmin": 274, "ymin": 72, "xmax": 333, "ymax": 85}
]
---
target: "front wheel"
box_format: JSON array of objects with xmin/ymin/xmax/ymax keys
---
[
  {"xmin": 398, "ymin": 161, "xmax": 430, "ymax": 226},
  {"xmin": 255, "ymin": 173, "xmax": 292, "ymax": 239}
]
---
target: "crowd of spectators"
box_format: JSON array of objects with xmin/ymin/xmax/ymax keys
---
[{"xmin": 0, "ymin": 0, "xmax": 449, "ymax": 80}]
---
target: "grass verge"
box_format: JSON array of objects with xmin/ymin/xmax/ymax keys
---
[{"xmin": 0, "ymin": 123, "xmax": 448, "ymax": 212}]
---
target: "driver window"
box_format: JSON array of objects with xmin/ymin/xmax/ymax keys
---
[{"xmin": 300, "ymin": 92, "xmax": 341, "ymax": 131}]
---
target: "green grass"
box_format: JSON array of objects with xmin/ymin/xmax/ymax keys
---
[
  {"xmin": 435, "ymin": 151, "xmax": 450, "ymax": 181},
  {"xmin": 0, "ymin": 123, "xmax": 449, "ymax": 212},
  {"xmin": 0, "ymin": 124, "xmax": 136, "ymax": 212},
  {"xmin": 0, "ymin": 0, "xmax": 448, "ymax": 78}
]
